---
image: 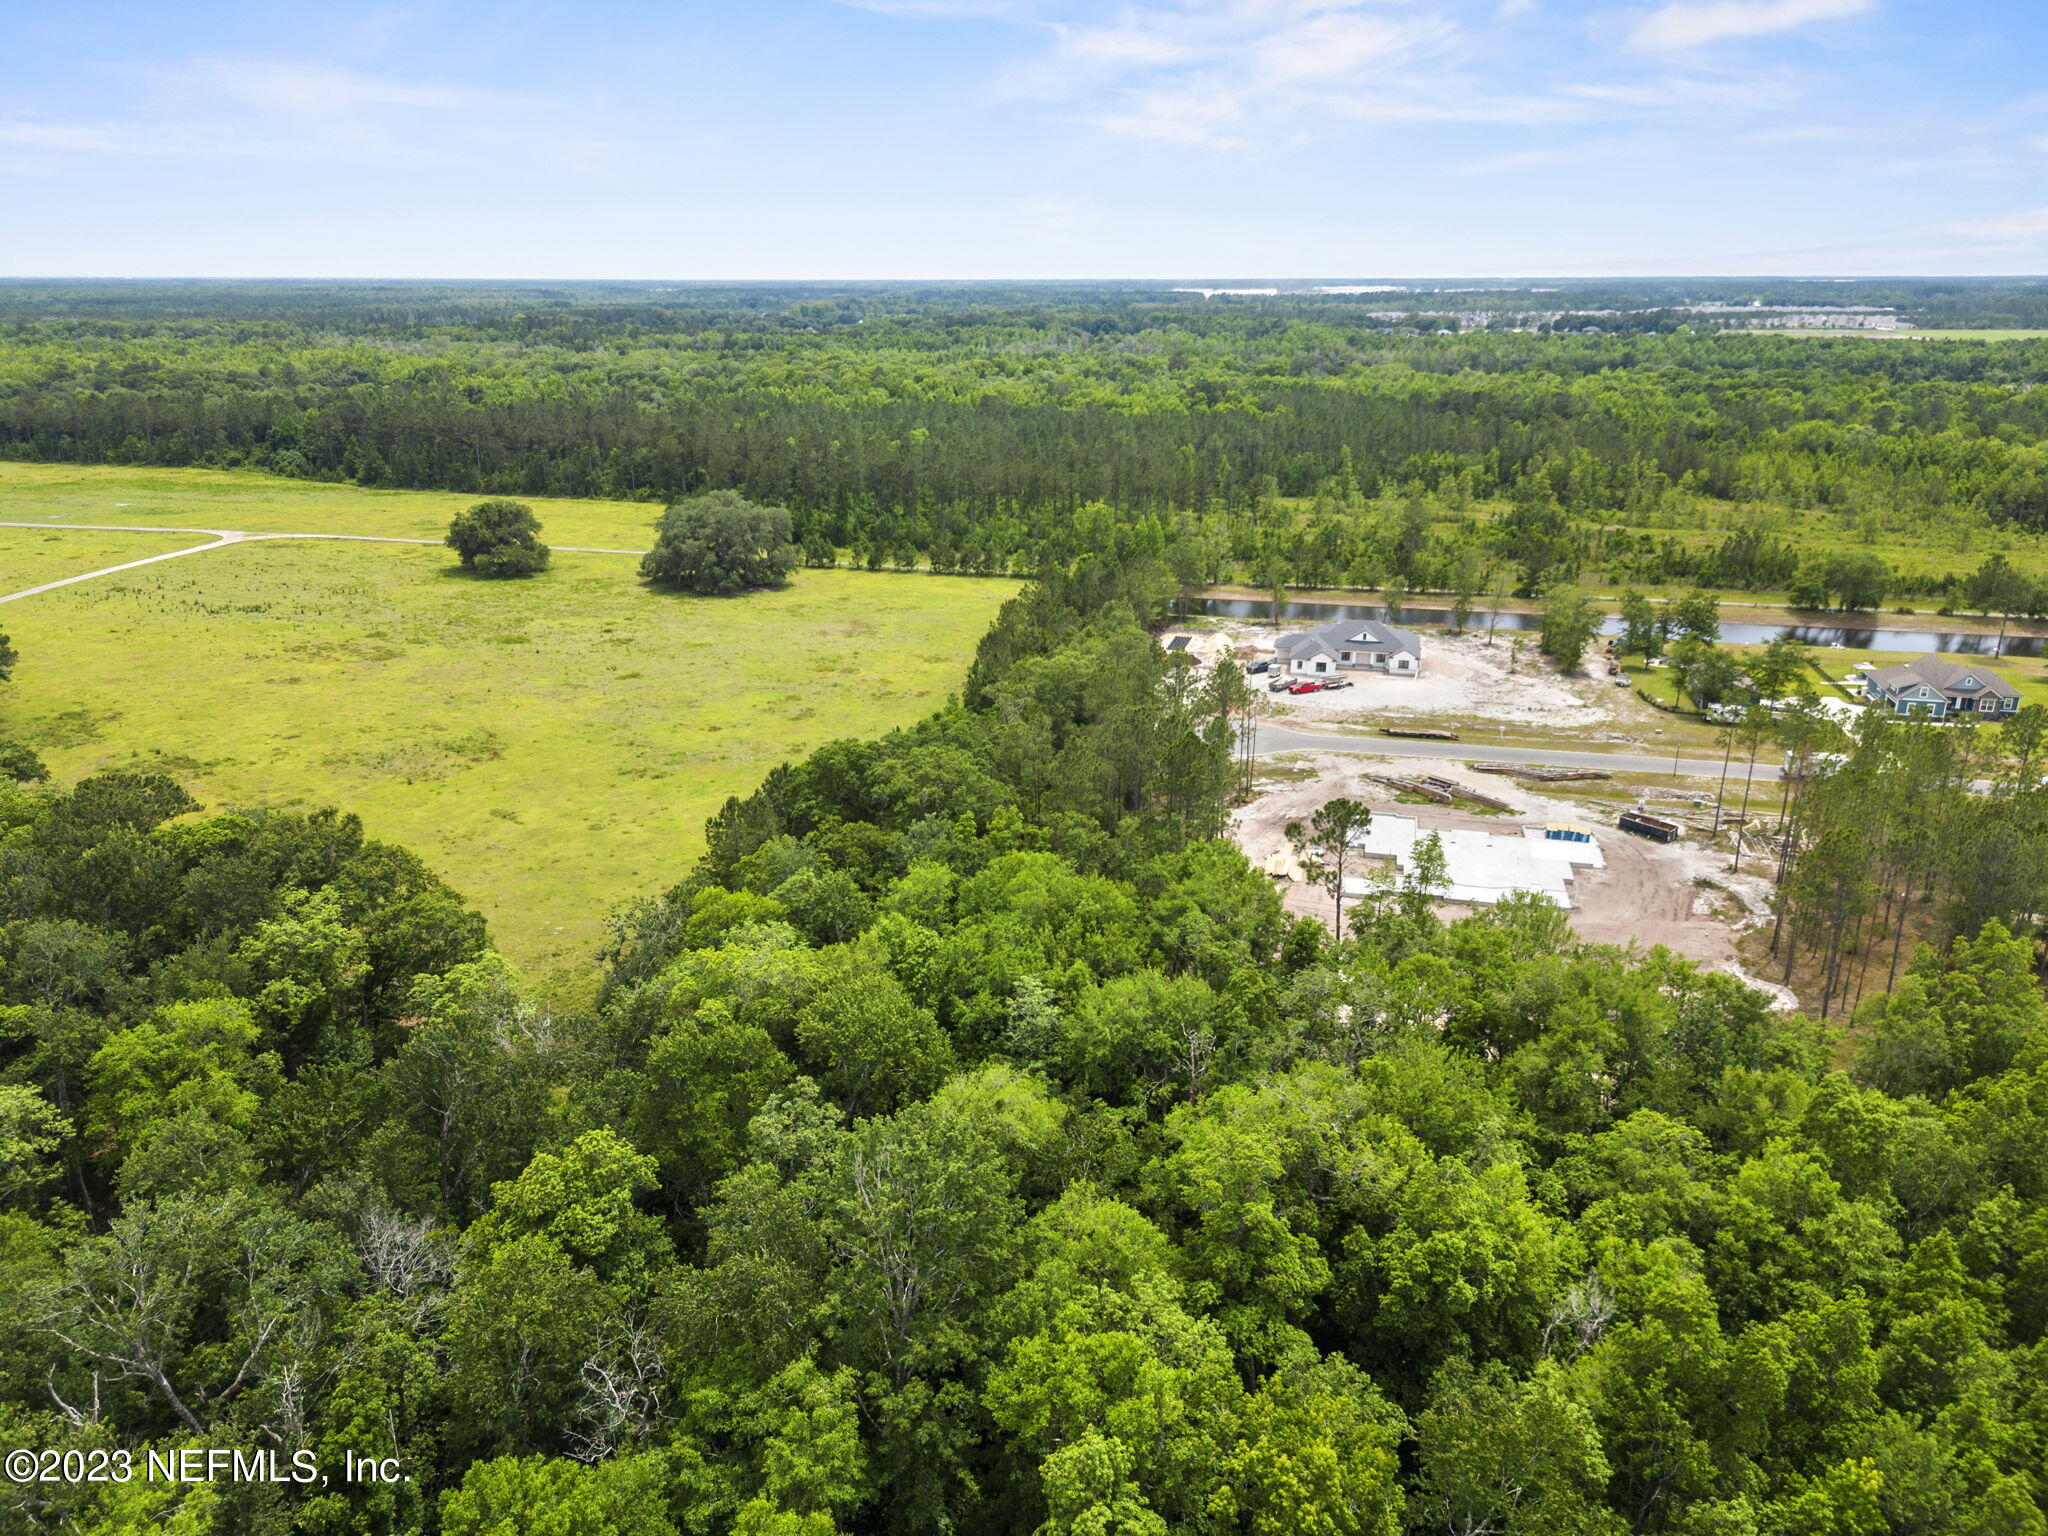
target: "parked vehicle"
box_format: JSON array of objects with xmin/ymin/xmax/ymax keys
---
[
  {"xmin": 1287, "ymin": 681, "xmax": 1322, "ymax": 694},
  {"xmin": 1318, "ymin": 678, "xmax": 1352, "ymax": 690},
  {"xmin": 1783, "ymin": 751, "xmax": 1848, "ymax": 781},
  {"xmin": 1268, "ymin": 678, "xmax": 1293, "ymax": 693},
  {"xmin": 1619, "ymin": 809, "xmax": 1683, "ymax": 843},
  {"xmin": 1246, "ymin": 660, "xmax": 1270, "ymax": 675}
]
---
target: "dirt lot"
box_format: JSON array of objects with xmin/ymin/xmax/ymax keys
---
[
  {"xmin": 1211, "ymin": 624, "xmax": 1632, "ymax": 732},
  {"xmin": 1235, "ymin": 752, "xmax": 1796, "ymax": 1006}
]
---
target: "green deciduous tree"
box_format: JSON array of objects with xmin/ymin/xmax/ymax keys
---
[
  {"xmin": 641, "ymin": 490, "xmax": 799, "ymax": 596},
  {"xmin": 1411, "ymin": 1359, "xmax": 1615, "ymax": 1536},
  {"xmin": 446, "ymin": 498, "xmax": 551, "ymax": 577},
  {"xmin": 1538, "ymin": 584, "xmax": 1602, "ymax": 673},
  {"xmin": 1620, "ymin": 588, "xmax": 1663, "ymax": 665}
]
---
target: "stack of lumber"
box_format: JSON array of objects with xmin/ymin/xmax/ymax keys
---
[
  {"xmin": 1471, "ymin": 763, "xmax": 1610, "ymax": 782},
  {"xmin": 1367, "ymin": 774, "xmax": 1454, "ymax": 803},
  {"xmin": 1417, "ymin": 776, "xmax": 1516, "ymax": 811}
]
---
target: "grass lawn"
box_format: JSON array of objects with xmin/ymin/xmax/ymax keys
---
[
  {"xmin": 0, "ymin": 461, "xmax": 664, "ymax": 547},
  {"xmin": 2, "ymin": 524, "xmax": 216, "ymax": 590},
  {"xmin": 1621, "ymin": 641, "xmax": 2048, "ymax": 750},
  {"xmin": 2, "ymin": 527, "xmax": 1014, "ymax": 985},
  {"xmin": 1802, "ymin": 645, "xmax": 2048, "ymax": 715}
]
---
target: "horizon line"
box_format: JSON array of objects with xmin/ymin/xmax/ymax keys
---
[{"xmin": 3, "ymin": 273, "xmax": 2048, "ymax": 286}]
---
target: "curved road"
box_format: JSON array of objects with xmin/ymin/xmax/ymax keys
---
[
  {"xmin": 0, "ymin": 519, "xmax": 643, "ymax": 605},
  {"xmin": 1254, "ymin": 721, "xmax": 1785, "ymax": 782}
]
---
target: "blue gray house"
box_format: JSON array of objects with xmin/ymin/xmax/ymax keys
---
[{"xmin": 1862, "ymin": 655, "xmax": 2020, "ymax": 718}]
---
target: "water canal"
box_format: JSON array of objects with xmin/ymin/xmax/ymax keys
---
[{"xmin": 1187, "ymin": 597, "xmax": 2048, "ymax": 659}]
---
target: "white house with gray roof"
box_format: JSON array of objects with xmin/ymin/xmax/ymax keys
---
[
  {"xmin": 1274, "ymin": 618, "xmax": 1423, "ymax": 678},
  {"xmin": 1862, "ymin": 654, "xmax": 2020, "ymax": 719}
]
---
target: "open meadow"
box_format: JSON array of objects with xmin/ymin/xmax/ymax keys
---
[
  {"xmin": 0, "ymin": 522, "xmax": 210, "ymax": 587},
  {"xmin": 0, "ymin": 460, "xmax": 662, "ymax": 545},
  {"xmin": 0, "ymin": 473, "xmax": 1015, "ymax": 982}
]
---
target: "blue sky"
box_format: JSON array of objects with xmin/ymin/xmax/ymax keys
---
[{"xmin": 2, "ymin": 0, "xmax": 2044, "ymax": 278}]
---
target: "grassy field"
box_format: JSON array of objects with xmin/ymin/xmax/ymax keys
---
[
  {"xmin": 1, "ymin": 524, "xmax": 216, "ymax": 590},
  {"xmin": 1771, "ymin": 328, "xmax": 2048, "ymax": 341},
  {"xmin": 0, "ymin": 461, "xmax": 662, "ymax": 546},
  {"xmin": 1, "ymin": 478, "xmax": 1015, "ymax": 984}
]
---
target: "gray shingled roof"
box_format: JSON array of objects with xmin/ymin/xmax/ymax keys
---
[
  {"xmin": 1866, "ymin": 654, "xmax": 2019, "ymax": 698},
  {"xmin": 1274, "ymin": 618, "xmax": 1423, "ymax": 660}
]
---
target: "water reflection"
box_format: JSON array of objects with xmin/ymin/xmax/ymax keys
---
[{"xmin": 1185, "ymin": 597, "xmax": 2047, "ymax": 659}]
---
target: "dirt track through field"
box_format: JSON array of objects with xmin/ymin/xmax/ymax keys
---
[{"xmin": 0, "ymin": 520, "xmax": 644, "ymax": 605}]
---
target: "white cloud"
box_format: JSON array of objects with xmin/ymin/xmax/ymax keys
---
[
  {"xmin": 1331, "ymin": 91, "xmax": 1581, "ymax": 125},
  {"xmin": 895, "ymin": 0, "xmax": 1880, "ymax": 150},
  {"xmin": 1745, "ymin": 121, "xmax": 1862, "ymax": 141},
  {"xmin": 1567, "ymin": 72, "xmax": 1797, "ymax": 113},
  {"xmin": 0, "ymin": 122, "xmax": 140, "ymax": 152},
  {"xmin": 1947, "ymin": 205, "xmax": 2048, "ymax": 244},
  {"xmin": 0, "ymin": 57, "xmax": 554, "ymax": 168},
  {"xmin": 1096, "ymin": 85, "xmax": 1253, "ymax": 148},
  {"xmin": 1003, "ymin": 3, "xmax": 1502, "ymax": 147},
  {"xmin": 153, "ymin": 58, "xmax": 533, "ymax": 123},
  {"xmin": 1051, "ymin": 23, "xmax": 1195, "ymax": 67},
  {"xmin": 837, "ymin": 0, "xmax": 1040, "ymax": 15},
  {"xmin": 1251, "ymin": 13, "xmax": 1456, "ymax": 89},
  {"xmin": 1628, "ymin": 0, "xmax": 1876, "ymax": 54}
]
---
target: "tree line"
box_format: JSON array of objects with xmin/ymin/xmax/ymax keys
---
[{"xmin": 4, "ymin": 286, "xmax": 2048, "ymax": 604}]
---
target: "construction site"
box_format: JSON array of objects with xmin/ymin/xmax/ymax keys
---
[{"xmin": 1235, "ymin": 750, "xmax": 1796, "ymax": 1005}]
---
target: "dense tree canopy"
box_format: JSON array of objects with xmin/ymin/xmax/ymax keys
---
[
  {"xmin": 444, "ymin": 498, "xmax": 551, "ymax": 578},
  {"xmin": 640, "ymin": 490, "xmax": 799, "ymax": 596},
  {"xmin": 6, "ymin": 283, "xmax": 2048, "ymax": 607},
  {"xmin": 1, "ymin": 532, "xmax": 2044, "ymax": 1536}
]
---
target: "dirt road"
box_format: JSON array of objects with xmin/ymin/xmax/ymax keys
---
[
  {"xmin": 0, "ymin": 519, "xmax": 643, "ymax": 605},
  {"xmin": 1254, "ymin": 722, "xmax": 1787, "ymax": 782}
]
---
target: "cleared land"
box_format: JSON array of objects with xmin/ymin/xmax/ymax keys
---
[
  {"xmin": 1772, "ymin": 328, "xmax": 2048, "ymax": 341},
  {"xmin": 1, "ymin": 480, "xmax": 1014, "ymax": 982},
  {"xmin": 1234, "ymin": 752, "xmax": 1794, "ymax": 1004},
  {"xmin": 0, "ymin": 524, "xmax": 215, "ymax": 591},
  {"xmin": 0, "ymin": 461, "xmax": 660, "ymax": 546}
]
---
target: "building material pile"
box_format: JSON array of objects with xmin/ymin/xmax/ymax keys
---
[
  {"xmin": 1415, "ymin": 775, "xmax": 1515, "ymax": 811},
  {"xmin": 1366, "ymin": 774, "xmax": 1455, "ymax": 803},
  {"xmin": 1472, "ymin": 762, "xmax": 1611, "ymax": 782}
]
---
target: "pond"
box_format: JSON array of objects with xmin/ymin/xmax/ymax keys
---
[{"xmin": 1184, "ymin": 597, "xmax": 2048, "ymax": 660}]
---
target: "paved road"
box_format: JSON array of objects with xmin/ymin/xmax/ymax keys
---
[
  {"xmin": 1254, "ymin": 722, "xmax": 1785, "ymax": 782},
  {"xmin": 0, "ymin": 519, "xmax": 643, "ymax": 604}
]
